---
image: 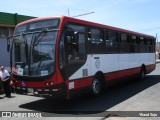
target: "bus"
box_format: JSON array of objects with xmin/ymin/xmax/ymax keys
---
[{"xmin": 8, "ymin": 16, "xmax": 156, "ymax": 99}]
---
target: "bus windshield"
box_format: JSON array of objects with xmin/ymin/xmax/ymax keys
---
[{"xmin": 12, "ymin": 30, "xmax": 57, "ymax": 76}]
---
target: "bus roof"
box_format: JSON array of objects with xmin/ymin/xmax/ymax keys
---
[{"xmin": 17, "ymin": 16, "xmax": 155, "ymax": 39}]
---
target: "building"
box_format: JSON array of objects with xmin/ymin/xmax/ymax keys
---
[{"xmin": 0, "ymin": 12, "xmax": 35, "ymax": 67}]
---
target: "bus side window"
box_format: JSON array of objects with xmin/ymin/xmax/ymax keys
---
[
  {"xmin": 145, "ymin": 38, "xmax": 150, "ymax": 52},
  {"xmin": 140, "ymin": 37, "xmax": 145, "ymax": 53},
  {"xmin": 106, "ymin": 31, "xmax": 118, "ymax": 53},
  {"xmin": 65, "ymin": 30, "xmax": 74, "ymax": 61},
  {"xmin": 119, "ymin": 33, "xmax": 130, "ymax": 53},
  {"xmin": 74, "ymin": 32, "xmax": 86, "ymax": 59},
  {"xmin": 65, "ymin": 24, "xmax": 86, "ymax": 63},
  {"xmin": 151, "ymin": 38, "xmax": 155, "ymax": 52},
  {"xmin": 130, "ymin": 35, "xmax": 139, "ymax": 53},
  {"xmin": 87, "ymin": 28, "xmax": 105, "ymax": 53},
  {"xmin": 147, "ymin": 39, "xmax": 151, "ymax": 53}
]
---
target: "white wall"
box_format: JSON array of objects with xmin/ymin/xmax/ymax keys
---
[{"xmin": 0, "ymin": 37, "xmax": 10, "ymax": 67}]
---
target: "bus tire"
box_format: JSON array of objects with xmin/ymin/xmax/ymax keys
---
[
  {"xmin": 90, "ymin": 77, "xmax": 103, "ymax": 97},
  {"xmin": 139, "ymin": 66, "xmax": 146, "ymax": 80}
]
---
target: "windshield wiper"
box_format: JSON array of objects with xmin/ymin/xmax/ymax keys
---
[{"xmin": 32, "ymin": 28, "xmax": 48, "ymax": 46}]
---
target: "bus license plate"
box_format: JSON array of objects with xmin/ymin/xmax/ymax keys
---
[{"xmin": 28, "ymin": 88, "xmax": 34, "ymax": 93}]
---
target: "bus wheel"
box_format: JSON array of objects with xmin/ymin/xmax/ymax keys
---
[
  {"xmin": 139, "ymin": 66, "xmax": 146, "ymax": 80},
  {"xmin": 90, "ymin": 78, "xmax": 102, "ymax": 97}
]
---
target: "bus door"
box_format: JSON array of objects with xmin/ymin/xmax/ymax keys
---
[{"xmin": 59, "ymin": 24, "xmax": 87, "ymax": 80}]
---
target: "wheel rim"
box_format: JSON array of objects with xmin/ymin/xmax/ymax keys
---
[{"xmin": 92, "ymin": 79, "xmax": 100, "ymax": 94}]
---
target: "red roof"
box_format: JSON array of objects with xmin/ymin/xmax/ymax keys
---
[{"xmin": 16, "ymin": 16, "xmax": 154, "ymax": 38}]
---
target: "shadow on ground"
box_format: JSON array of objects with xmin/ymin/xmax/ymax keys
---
[{"xmin": 19, "ymin": 75, "xmax": 160, "ymax": 117}]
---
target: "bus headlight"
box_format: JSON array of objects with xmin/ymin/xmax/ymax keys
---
[
  {"xmin": 50, "ymin": 82, "xmax": 54, "ymax": 85},
  {"xmin": 45, "ymin": 82, "xmax": 49, "ymax": 86}
]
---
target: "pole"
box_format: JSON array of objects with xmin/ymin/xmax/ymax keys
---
[
  {"xmin": 72, "ymin": 12, "xmax": 95, "ymax": 18},
  {"xmin": 156, "ymin": 33, "xmax": 157, "ymax": 51},
  {"xmin": 14, "ymin": 13, "xmax": 18, "ymax": 24},
  {"xmin": 68, "ymin": 9, "xmax": 70, "ymax": 17},
  {"xmin": 156, "ymin": 33, "xmax": 158, "ymax": 42}
]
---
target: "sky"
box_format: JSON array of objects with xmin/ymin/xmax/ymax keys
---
[{"xmin": 0, "ymin": 0, "xmax": 160, "ymax": 40}]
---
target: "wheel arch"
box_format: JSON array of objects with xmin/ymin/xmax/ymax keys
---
[
  {"xmin": 141, "ymin": 64, "xmax": 146, "ymax": 74},
  {"xmin": 94, "ymin": 71, "xmax": 105, "ymax": 88}
]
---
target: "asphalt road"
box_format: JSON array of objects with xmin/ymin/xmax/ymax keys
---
[{"xmin": 0, "ymin": 64, "xmax": 160, "ymax": 120}]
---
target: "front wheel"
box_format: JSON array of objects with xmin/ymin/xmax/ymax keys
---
[{"xmin": 90, "ymin": 78, "xmax": 102, "ymax": 97}]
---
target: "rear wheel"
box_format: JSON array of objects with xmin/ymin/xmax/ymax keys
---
[{"xmin": 139, "ymin": 66, "xmax": 146, "ymax": 80}]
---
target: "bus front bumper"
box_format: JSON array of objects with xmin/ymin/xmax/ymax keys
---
[{"xmin": 13, "ymin": 83, "xmax": 67, "ymax": 99}]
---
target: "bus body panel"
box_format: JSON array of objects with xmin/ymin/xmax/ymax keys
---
[{"xmin": 69, "ymin": 53, "xmax": 155, "ymax": 80}]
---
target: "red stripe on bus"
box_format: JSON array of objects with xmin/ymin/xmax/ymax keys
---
[{"xmin": 69, "ymin": 64, "xmax": 155, "ymax": 90}]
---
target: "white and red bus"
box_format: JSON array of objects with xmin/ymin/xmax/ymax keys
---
[{"xmin": 8, "ymin": 16, "xmax": 156, "ymax": 99}]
